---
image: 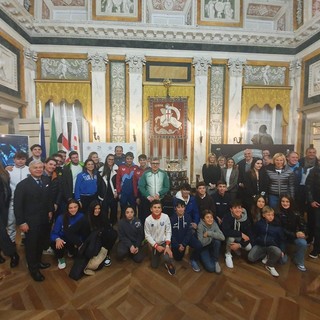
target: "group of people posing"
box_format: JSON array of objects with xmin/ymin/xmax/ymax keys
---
[{"xmin": 0, "ymin": 144, "xmax": 319, "ymax": 280}]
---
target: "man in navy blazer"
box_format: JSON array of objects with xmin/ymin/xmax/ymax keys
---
[{"xmin": 14, "ymin": 160, "xmax": 53, "ymax": 281}]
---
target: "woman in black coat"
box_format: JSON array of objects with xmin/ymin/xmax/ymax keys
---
[
  {"xmin": 87, "ymin": 200, "xmax": 118, "ymax": 267},
  {"xmin": 243, "ymin": 158, "xmax": 269, "ymax": 213}
]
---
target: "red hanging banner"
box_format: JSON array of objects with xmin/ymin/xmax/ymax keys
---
[{"xmin": 149, "ymin": 97, "xmax": 188, "ymax": 140}]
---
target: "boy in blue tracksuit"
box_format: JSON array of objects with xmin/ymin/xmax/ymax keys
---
[{"xmin": 170, "ymin": 200, "xmax": 202, "ymax": 272}]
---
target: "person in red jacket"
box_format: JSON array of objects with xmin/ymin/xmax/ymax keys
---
[{"xmin": 116, "ymin": 152, "xmax": 138, "ymax": 216}]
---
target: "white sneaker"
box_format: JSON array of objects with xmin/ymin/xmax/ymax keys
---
[
  {"xmin": 262, "ymin": 255, "xmax": 268, "ymax": 264},
  {"xmin": 104, "ymin": 255, "xmax": 111, "ymax": 267},
  {"xmin": 215, "ymin": 262, "xmax": 222, "ymax": 274},
  {"xmin": 58, "ymin": 258, "xmax": 66, "ymax": 270},
  {"xmin": 225, "ymin": 253, "xmax": 234, "ymax": 268},
  {"xmin": 43, "ymin": 247, "xmax": 54, "ymax": 255},
  {"xmin": 265, "ymin": 266, "xmax": 279, "ymax": 277}
]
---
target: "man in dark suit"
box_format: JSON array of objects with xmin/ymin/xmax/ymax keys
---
[{"xmin": 14, "ymin": 160, "xmax": 53, "ymax": 281}]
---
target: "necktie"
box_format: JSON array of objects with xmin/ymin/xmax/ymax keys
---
[{"xmin": 37, "ymin": 179, "xmax": 42, "ymax": 187}]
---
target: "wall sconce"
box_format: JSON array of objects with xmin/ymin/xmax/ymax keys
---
[
  {"xmin": 233, "ymin": 127, "xmax": 244, "ymax": 144},
  {"xmin": 200, "ymin": 131, "xmax": 203, "ymax": 143},
  {"xmin": 233, "ymin": 136, "xmax": 242, "ymax": 144},
  {"xmin": 133, "ymin": 129, "xmax": 136, "ymax": 142},
  {"xmin": 92, "ymin": 123, "xmax": 100, "ymax": 141}
]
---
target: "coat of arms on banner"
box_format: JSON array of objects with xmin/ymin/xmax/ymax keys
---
[{"xmin": 149, "ymin": 97, "xmax": 188, "ymax": 139}]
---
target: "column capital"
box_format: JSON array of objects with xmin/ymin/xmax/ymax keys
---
[
  {"xmin": 227, "ymin": 58, "xmax": 246, "ymax": 77},
  {"xmin": 24, "ymin": 48, "xmax": 38, "ymax": 71},
  {"xmin": 87, "ymin": 53, "xmax": 108, "ymax": 72},
  {"xmin": 125, "ymin": 55, "xmax": 146, "ymax": 74},
  {"xmin": 193, "ymin": 57, "xmax": 211, "ymax": 76},
  {"xmin": 289, "ymin": 59, "xmax": 302, "ymax": 79}
]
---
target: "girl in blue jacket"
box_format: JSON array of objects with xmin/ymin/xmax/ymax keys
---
[{"xmin": 51, "ymin": 199, "xmax": 89, "ymax": 269}]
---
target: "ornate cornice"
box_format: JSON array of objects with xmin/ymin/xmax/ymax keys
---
[{"xmin": 1, "ymin": 1, "xmax": 320, "ymax": 50}]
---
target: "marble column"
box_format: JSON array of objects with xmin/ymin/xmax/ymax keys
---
[
  {"xmin": 193, "ymin": 56, "xmax": 211, "ymax": 182},
  {"xmin": 125, "ymin": 54, "xmax": 145, "ymax": 155},
  {"xmin": 227, "ymin": 58, "xmax": 246, "ymax": 144},
  {"xmin": 289, "ymin": 59, "xmax": 302, "ymax": 148},
  {"xmin": 24, "ymin": 48, "xmax": 37, "ymax": 118},
  {"xmin": 87, "ymin": 52, "xmax": 108, "ymax": 142}
]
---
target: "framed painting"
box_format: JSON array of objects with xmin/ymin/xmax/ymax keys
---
[
  {"xmin": 197, "ymin": 0, "xmax": 243, "ymax": 27},
  {"xmin": 0, "ymin": 37, "xmax": 20, "ymax": 98},
  {"xmin": 92, "ymin": 0, "xmax": 141, "ymax": 22},
  {"xmin": 304, "ymin": 53, "xmax": 320, "ymax": 106},
  {"xmin": 308, "ymin": 59, "xmax": 320, "ymax": 99}
]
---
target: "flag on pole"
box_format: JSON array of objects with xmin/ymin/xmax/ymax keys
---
[
  {"xmin": 39, "ymin": 100, "xmax": 47, "ymax": 159},
  {"xmin": 49, "ymin": 102, "xmax": 58, "ymax": 156},
  {"xmin": 62, "ymin": 103, "xmax": 70, "ymax": 154},
  {"xmin": 71, "ymin": 104, "xmax": 81, "ymax": 159}
]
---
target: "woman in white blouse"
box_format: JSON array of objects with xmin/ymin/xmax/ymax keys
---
[{"xmin": 222, "ymin": 158, "xmax": 239, "ymax": 202}]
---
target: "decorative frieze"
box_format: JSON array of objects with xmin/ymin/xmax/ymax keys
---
[
  {"xmin": 244, "ymin": 65, "xmax": 286, "ymax": 86},
  {"xmin": 110, "ymin": 62, "xmax": 126, "ymax": 142},
  {"xmin": 209, "ymin": 65, "xmax": 225, "ymax": 144},
  {"xmin": 41, "ymin": 58, "xmax": 89, "ymax": 80}
]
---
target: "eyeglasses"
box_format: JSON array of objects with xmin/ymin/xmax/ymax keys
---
[{"xmin": 151, "ymin": 162, "xmax": 160, "ymax": 165}]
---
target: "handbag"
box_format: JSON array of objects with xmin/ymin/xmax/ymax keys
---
[
  {"xmin": 78, "ymin": 230, "xmax": 102, "ymax": 259},
  {"xmin": 84, "ymin": 247, "xmax": 108, "ymax": 275}
]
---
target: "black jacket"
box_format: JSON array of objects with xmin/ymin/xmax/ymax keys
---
[
  {"xmin": 118, "ymin": 217, "xmax": 144, "ymax": 249},
  {"xmin": 14, "ymin": 175, "xmax": 53, "ymax": 227},
  {"xmin": 306, "ymin": 166, "xmax": 320, "ymax": 203},
  {"xmin": 252, "ymin": 218, "xmax": 284, "ymax": 247}
]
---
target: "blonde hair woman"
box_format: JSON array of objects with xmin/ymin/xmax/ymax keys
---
[
  {"xmin": 202, "ymin": 153, "xmax": 222, "ymax": 196},
  {"xmin": 266, "ymin": 152, "xmax": 295, "ymax": 209}
]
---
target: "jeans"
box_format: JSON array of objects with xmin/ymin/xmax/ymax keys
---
[
  {"xmin": 7, "ymin": 200, "xmax": 16, "ymax": 242},
  {"xmin": 293, "ymin": 238, "xmax": 307, "ymax": 265},
  {"xmin": 172, "ymin": 235, "xmax": 202, "ymax": 261},
  {"xmin": 200, "ymin": 239, "xmax": 221, "ymax": 273},
  {"xmin": 268, "ymin": 194, "xmax": 280, "ymax": 209},
  {"xmin": 248, "ymin": 245, "xmax": 281, "ymax": 267}
]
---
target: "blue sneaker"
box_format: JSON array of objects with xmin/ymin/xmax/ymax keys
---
[{"xmin": 190, "ymin": 260, "xmax": 201, "ymax": 272}]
